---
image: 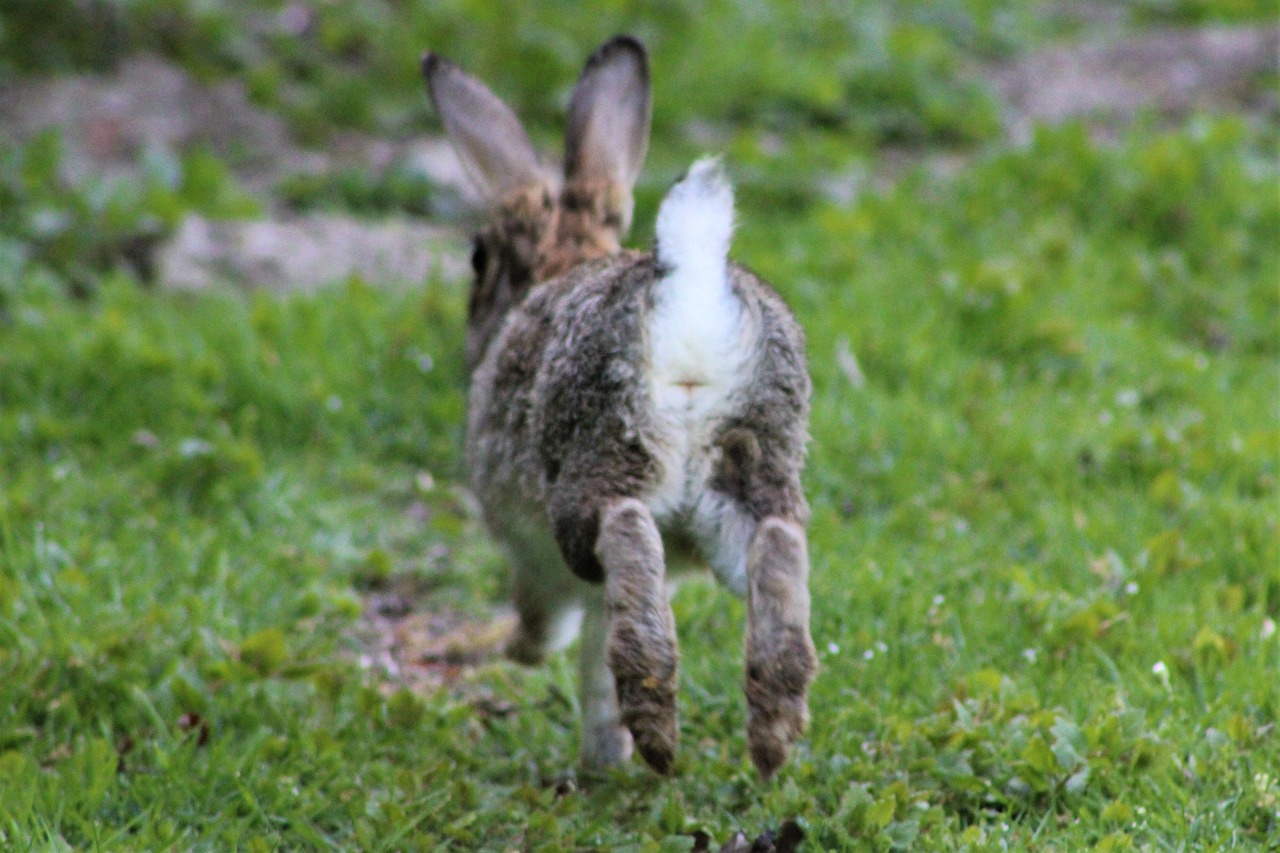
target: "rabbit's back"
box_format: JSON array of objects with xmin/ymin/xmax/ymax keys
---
[
  {"xmin": 465, "ymin": 251, "xmax": 653, "ymax": 509},
  {"xmin": 467, "ymin": 251, "xmax": 808, "ymax": 593}
]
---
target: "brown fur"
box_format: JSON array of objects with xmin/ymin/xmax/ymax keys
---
[
  {"xmin": 598, "ymin": 499, "xmax": 680, "ymax": 773},
  {"xmin": 423, "ymin": 35, "xmax": 816, "ymax": 778},
  {"xmin": 744, "ymin": 519, "xmax": 817, "ymax": 779}
]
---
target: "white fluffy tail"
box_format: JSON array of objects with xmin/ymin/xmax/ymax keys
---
[
  {"xmin": 648, "ymin": 157, "xmax": 747, "ymax": 418},
  {"xmin": 655, "ymin": 157, "xmax": 734, "ymax": 281},
  {"xmin": 647, "ymin": 157, "xmax": 750, "ymax": 518}
]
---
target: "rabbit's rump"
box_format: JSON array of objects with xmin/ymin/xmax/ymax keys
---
[{"xmin": 467, "ymin": 249, "xmax": 808, "ymax": 609}]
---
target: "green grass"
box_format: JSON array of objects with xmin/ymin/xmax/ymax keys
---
[
  {"xmin": 2, "ymin": 1, "xmax": 1279, "ymax": 848},
  {"xmin": 2, "ymin": 114, "xmax": 1276, "ymax": 849}
]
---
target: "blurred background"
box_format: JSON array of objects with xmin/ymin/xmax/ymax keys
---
[{"xmin": 0, "ymin": 0, "xmax": 1275, "ymax": 295}]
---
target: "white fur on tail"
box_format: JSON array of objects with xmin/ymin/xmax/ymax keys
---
[
  {"xmin": 655, "ymin": 156, "xmax": 735, "ymax": 282},
  {"xmin": 647, "ymin": 158, "xmax": 753, "ymax": 522},
  {"xmin": 650, "ymin": 157, "xmax": 743, "ymax": 381},
  {"xmin": 650, "ymin": 157, "xmax": 744, "ymax": 395}
]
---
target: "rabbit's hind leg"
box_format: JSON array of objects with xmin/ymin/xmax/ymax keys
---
[
  {"xmin": 742, "ymin": 517, "xmax": 816, "ymax": 779},
  {"xmin": 596, "ymin": 498, "xmax": 680, "ymax": 774}
]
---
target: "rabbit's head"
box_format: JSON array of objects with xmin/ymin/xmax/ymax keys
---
[{"xmin": 422, "ymin": 36, "xmax": 652, "ymax": 368}]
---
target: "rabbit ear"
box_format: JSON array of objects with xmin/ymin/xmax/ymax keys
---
[
  {"xmin": 422, "ymin": 52, "xmax": 543, "ymax": 201},
  {"xmin": 563, "ymin": 35, "xmax": 652, "ymax": 191}
]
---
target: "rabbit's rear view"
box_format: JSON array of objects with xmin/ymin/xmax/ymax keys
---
[{"xmin": 422, "ymin": 35, "xmax": 815, "ymax": 779}]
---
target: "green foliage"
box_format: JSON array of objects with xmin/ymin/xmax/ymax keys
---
[
  {"xmin": 0, "ymin": 132, "xmax": 258, "ymax": 294},
  {"xmin": 1, "ymin": 0, "xmax": 1278, "ymax": 847},
  {"xmin": 1131, "ymin": 0, "xmax": 1280, "ymax": 23},
  {"xmin": 0, "ymin": 0, "xmax": 264, "ymax": 75},
  {"xmin": 277, "ymin": 164, "xmax": 436, "ymax": 216},
  {"xmin": 1, "ymin": 115, "xmax": 1277, "ymax": 848},
  {"xmin": 0, "ymin": 275, "xmax": 468, "ymax": 472}
]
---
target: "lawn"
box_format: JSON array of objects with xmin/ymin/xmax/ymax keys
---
[{"xmin": 1, "ymin": 1, "xmax": 1278, "ymax": 850}]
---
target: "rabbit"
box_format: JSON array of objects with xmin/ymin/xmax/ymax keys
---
[{"xmin": 421, "ymin": 34, "xmax": 816, "ymax": 779}]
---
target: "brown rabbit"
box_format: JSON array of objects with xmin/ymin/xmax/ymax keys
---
[{"xmin": 421, "ymin": 35, "xmax": 815, "ymax": 779}]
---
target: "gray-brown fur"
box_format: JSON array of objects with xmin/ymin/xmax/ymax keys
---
[
  {"xmin": 470, "ymin": 257, "xmax": 808, "ymax": 581},
  {"xmin": 744, "ymin": 519, "xmax": 817, "ymax": 779},
  {"xmin": 599, "ymin": 499, "xmax": 680, "ymax": 773},
  {"xmin": 422, "ymin": 35, "xmax": 815, "ymax": 778},
  {"xmin": 711, "ymin": 266, "xmax": 812, "ymax": 522},
  {"xmin": 465, "ymin": 185, "xmax": 556, "ymax": 369}
]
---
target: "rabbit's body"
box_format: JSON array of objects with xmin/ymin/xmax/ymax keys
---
[
  {"xmin": 424, "ymin": 36, "xmax": 815, "ymax": 778},
  {"xmin": 470, "ymin": 254, "xmax": 807, "ymax": 583}
]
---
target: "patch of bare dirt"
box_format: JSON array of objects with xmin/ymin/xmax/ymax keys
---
[
  {"xmin": 353, "ymin": 576, "xmax": 515, "ymax": 696},
  {"xmin": 0, "ymin": 54, "xmax": 473, "ymax": 292},
  {"xmin": 0, "ymin": 55, "xmax": 298, "ymax": 192},
  {"xmin": 826, "ymin": 23, "xmax": 1277, "ymax": 204},
  {"xmin": 159, "ymin": 214, "xmax": 466, "ymax": 293},
  {"xmin": 990, "ymin": 23, "xmax": 1279, "ymax": 141},
  {"xmin": 4, "ymin": 26, "xmax": 1274, "ymax": 284},
  {"xmin": 0, "ymin": 54, "xmax": 474, "ymax": 200}
]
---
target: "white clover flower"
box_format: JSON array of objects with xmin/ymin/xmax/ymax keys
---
[{"xmin": 1152, "ymin": 660, "xmax": 1171, "ymax": 691}]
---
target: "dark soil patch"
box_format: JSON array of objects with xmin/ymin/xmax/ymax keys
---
[{"xmin": 353, "ymin": 575, "xmax": 514, "ymax": 696}]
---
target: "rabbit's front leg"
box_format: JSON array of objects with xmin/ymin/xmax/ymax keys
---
[
  {"xmin": 578, "ymin": 590, "xmax": 633, "ymax": 770},
  {"xmin": 743, "ymin": 517, "xmax": 816, "ymax": 779},
  {"xmin": 500, "ymin": 530, "xmax": 585, "ymax": 666},
  {"xmin": 596, "ymin": 498, "xmax": 680, "ymax": 774}
]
